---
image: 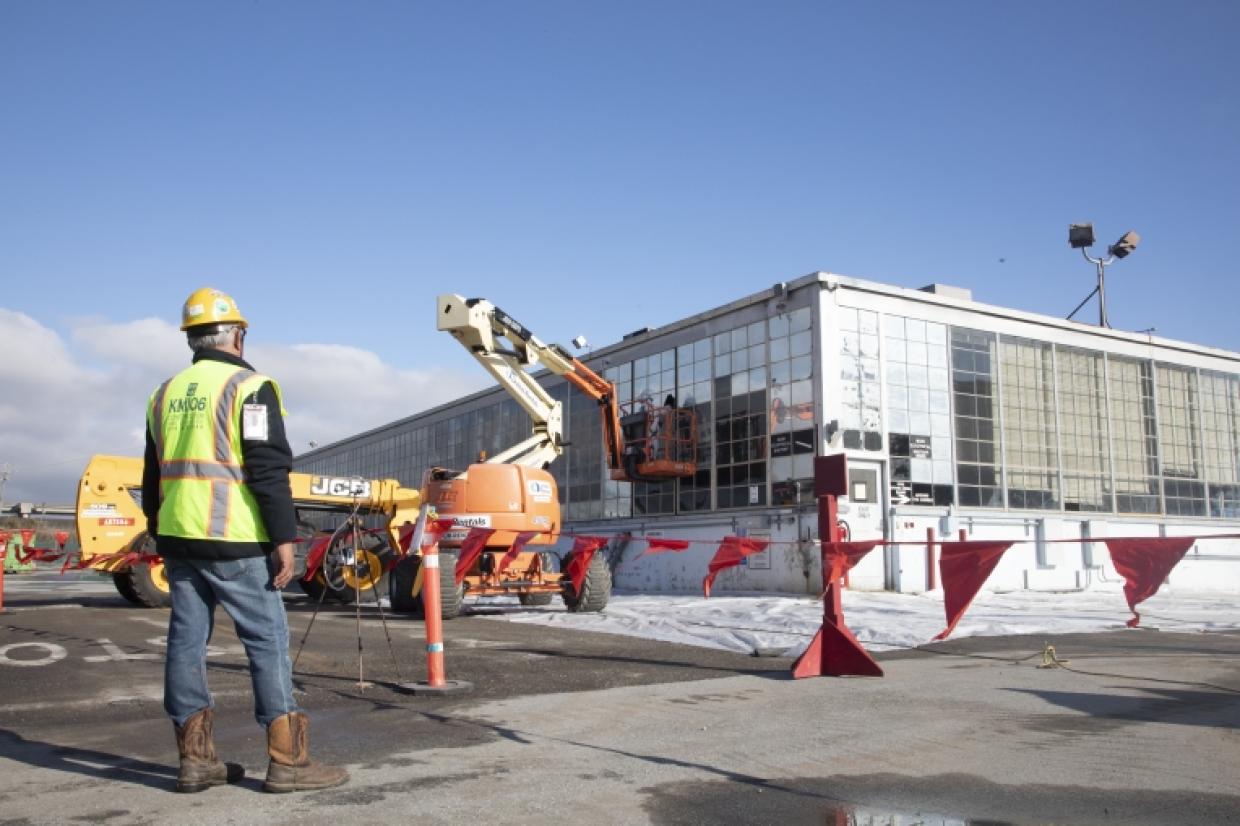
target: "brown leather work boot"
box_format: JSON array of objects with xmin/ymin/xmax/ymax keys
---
[
  {"xmin": 174, "ymin": 708, "xmax": 245, "ymax": 793},
  {"xmin": 263, "ymin": 711, "xmax": 349, "ymax": 793}
]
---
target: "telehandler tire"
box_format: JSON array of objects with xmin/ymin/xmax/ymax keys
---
[
  {"xmin": 112, "ymin": 572, "xmax": 142, "ymax": 605},
  {"xmin": 299, "ymin": 570, "xmax": 357, "ymax": 604},
  {"xmin": 561, "ymin": 551, "xmax": 611, "ymax": 613},
  {"xmin": 298, "ymin": 531, "xmax": 389, "ymax": 605},
  {"xmin": 111, "ymin": 532, "xmax": 171, "ymax": 608},
  {"xmin": 127, "ymin": 559, "xmax": 172, "ymax": 608}
]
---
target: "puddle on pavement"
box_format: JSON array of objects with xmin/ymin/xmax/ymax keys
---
[
  {"xmin": 823, "ymin": 807, "xmax": 990, "ymax": 825},
  {"xmin": 639, "ymin": 771, "xmax": 1240, "ymax": 825}
]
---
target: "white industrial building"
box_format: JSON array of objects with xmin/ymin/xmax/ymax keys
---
[{"xmin": 295, "ymin": 273, "xmax": 1240, "ymax": 595}]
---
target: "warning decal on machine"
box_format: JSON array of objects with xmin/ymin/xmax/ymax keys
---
[{"xmin": 527, "ymin": 480, "xmax": 553, "ymax": 504}]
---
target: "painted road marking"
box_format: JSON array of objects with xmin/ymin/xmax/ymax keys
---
[
  {"xmin": 0, "ymin": 636, "xmax": 243, "ymax": 667},
  {"xmin": 83, "ymin": 638, "xmax": 161, "ymax": 662},
  {"xmin": 0, "ymin": 642, "xmax": 69, "ymax": 667}
]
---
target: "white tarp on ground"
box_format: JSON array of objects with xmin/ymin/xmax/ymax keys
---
[{"xmin": 475, "ymin": 587, "xmax": 1240, "ymax": 657}]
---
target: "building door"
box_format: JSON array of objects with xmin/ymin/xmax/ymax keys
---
[{"xmin": 837, "ymin": 460, "xmax": 888, "ymax": 589}]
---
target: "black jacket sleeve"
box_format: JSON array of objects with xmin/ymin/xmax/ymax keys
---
[
  {"xmin": 142, "ymin": 425, "xmax": 161, "ymax": 536},
  {"xmin": 240, "ymin": 381, "xmax": 298, "ymax": 544}
]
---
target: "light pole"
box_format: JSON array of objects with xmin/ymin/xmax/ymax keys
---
[{"xmin": 1066, "ymin": 223, "xmax": 1141, "ymax": 328}]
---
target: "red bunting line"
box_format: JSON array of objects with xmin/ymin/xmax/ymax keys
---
[
  {"xmin": 702, "ymin": 536, "xmax": 771, "ymax": 598},
  {"xmin": 933, "ymin": 541, "xmax": 1016, "ymax": 640},
  {"xmin": 1105, "ymin": 537, "xmax": 1196, "ymax": 628},
  {"xmin": 630, "ymin": 537, "xmax": 691, "ymax": 563},
  {"xmin": 822, "ymin": 541, "xmax": 882, "ymax": 594},
  {"xmin": 454, "ymin": 527, "xmax": 498, "ymax": 586},
  {"xmin": 496, "ymin": 531, "xmax": 539, "ymax": 575}
]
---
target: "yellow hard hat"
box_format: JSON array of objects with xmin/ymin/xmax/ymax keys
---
[{"xmin": 180, "ymin": 288, "xmax": 248, "ymax": 331}]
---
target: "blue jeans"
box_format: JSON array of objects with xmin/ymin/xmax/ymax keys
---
[{"xmin": 164, "ymin": 555, "xmax": 298, "ymax": 728}]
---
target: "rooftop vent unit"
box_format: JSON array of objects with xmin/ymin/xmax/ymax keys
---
[{"xmin": 919, "ymin": 283, "xmax": 972, "ymax": 301}]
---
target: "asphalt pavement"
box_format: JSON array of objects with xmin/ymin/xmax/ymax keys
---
[{"xmin": 1, "ymin": 568, "xmax": 1238, "ymax": 825}]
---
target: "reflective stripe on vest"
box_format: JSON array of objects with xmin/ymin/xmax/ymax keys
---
[{"xmin": 148, "ymin": 361, "xmax": 280, "ymax": 542}]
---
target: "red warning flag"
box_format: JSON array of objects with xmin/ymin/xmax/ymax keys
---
[
  {"xmin": 19, "ymin": 529, "xmax": 34, "ymax": 547},
  {"xmin": 1105, "ymin": 536, "xmax": 1196, "ymax": 627},
  {"xmin": 934, "ymin": 541, "xmax": 1015, "ymax": 640},
  {"xmin": 300, "ymin": 535, "xmax": 333, "ymax": 582},
  {"xmin": 423, "ymin": 518, "xmax": 456, "ymax": 548},
  {"xmin": 821, "ymin": 541, "xmax": 881, "ymax": 593},
  {"xmin": 389, "ymin": 517, "xmax": 456, "ymax": 571},
  {"xmin": 496, "ymin": 531, "xmax": 540, "ymax": 574},
  {"xmin": 632, "ymin": 537, "xmax": 690, "ymax": 562},
  {"xmin": 564, "ymin": 536, "xmax": 609, "ymax": 593},
  {"xmin": 702, "ymin": 536, "xmax": 770, "ymax": 598},
  {"xmin": 54, "ymin": 530, "xmax": 70, "ymax": 549},
  {"xmin": 454, "ymin": 527, "xmax": 498, "ymax": 585}
]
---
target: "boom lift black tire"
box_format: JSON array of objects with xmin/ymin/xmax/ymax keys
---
[
  {"xmin": 388, "ymin": 550, "xmax": 464, "ymax": 618},
  {"xmin": 389, "ymin": 555, "xmax": 421, "ymax": 614},
  {"xmin": 517, "ymin": 593, "xmax": 554, "ymax": 606},
  {"xmin": 561, "ymin": 551, "xmax": 611, "ymax": 613},
  {"xmin": 112, "ymin": 572, "xmax": 142, "ymax": 605},
  {"xmin": 426, "ymin": 550, "xmax": 465, "ymax": 619}
]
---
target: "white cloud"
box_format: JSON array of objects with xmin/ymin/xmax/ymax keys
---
[
  {"xmin": 0, "ymin": 308, "xmax": 487, "ymax": 504},
  {"xmin": 251, "ymin": 342, "xmax": 486, "ymax": 452}
]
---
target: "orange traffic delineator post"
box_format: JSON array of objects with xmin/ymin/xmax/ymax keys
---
[
  {"xmin": 397, "ymin": 539, "xmax": 472, "ymax": 696},
  {"xmin": 792, "ymin": 455, "xmax": 883, "ymax": 678}
]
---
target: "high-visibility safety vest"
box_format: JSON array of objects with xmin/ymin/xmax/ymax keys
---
[{"xmin": 147, "ymin": 360, "xmax": 286, "ymax": 542}]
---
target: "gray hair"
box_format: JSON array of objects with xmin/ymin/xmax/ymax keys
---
[{"xmin": 187, "ymin": 324, "xmax": 240, "ymax": 353}]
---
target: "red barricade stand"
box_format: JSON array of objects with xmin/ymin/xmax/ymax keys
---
[{"xmin": 792, "ymin": 455, "xmax": 884, "ymax": 678}]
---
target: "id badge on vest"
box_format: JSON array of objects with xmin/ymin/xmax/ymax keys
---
[{"xmin": 242, "ymin": 403, "xmax": 268, "ymax": 441}]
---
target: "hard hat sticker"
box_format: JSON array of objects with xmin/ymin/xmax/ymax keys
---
[
  {"xmin": 214, "ymin": 298, "xmax": 231, "ymax": 315},
  {"xmin": 186, "ymin": 303, "xmax": 205, "ymax": 318}
]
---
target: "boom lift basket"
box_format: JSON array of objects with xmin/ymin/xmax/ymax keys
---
[{"xmin": 613, "ymin": 404, "xmax": 698, "ymax": 482}]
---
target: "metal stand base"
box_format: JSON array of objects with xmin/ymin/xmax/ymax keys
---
[
  {"xmin": 395, "ymin": 679, "xmax": 474, "ymax": 696},
  {"xmin": 792, "ymin": 622, "xmax": 884, "ymax": 678}
]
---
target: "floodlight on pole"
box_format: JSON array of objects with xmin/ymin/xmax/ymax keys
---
[{"xmin": 1065, "ymin": 223, "xmax": 1140, "ymax": 328}]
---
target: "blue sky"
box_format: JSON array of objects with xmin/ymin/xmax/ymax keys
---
[{"xmin": 2, "ymin": 1, "xmax": 1238, "ymax": 500}]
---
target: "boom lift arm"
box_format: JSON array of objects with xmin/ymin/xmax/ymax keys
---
[{"xmin": 437, "ymin": 294, "xmax": 626, "ymax": 472}]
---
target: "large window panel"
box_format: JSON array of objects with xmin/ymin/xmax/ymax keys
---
[
  {"xmin": 632, "ymin": 349, "xmax": 677, "ymax": 516},
  {"xmin": 1200, "ymin": 370, "xmax": 1240, "ymax": 517},
  {"xmin": 1156, "ymin": 364, "xmax": 1205, "ymax": 516},
  {"xmin": 886, "ymin": 317, "xmax": 953, "ymax": 506},
  {"xmin": 1055, "ymin": 346, "xmax": 1112, "ymax": 512},
  {"xmin": 602, "ymin": 363, "xmax": 633, "ymax": 518},
  {"xmin": 715, "ymin": 323, "xmax": 768, "ymax": 509},
  {"xmin": 769, "ymin": 306, "xmax": 816, "ymax": 506},
  {"xmin": 677, "ymin": 338, "xmax": 714, "ymax": 511},
  {"xmin": 1108, "ymin": 356, "xmax": 1161, "ymax": 514},
  {"xmin": 999, "ymin": 337, "xmax": 1060, "ymax": 510},
  {"xmin": 838, "ymin": 308, "xmax": 883, "ymax": 452},
  {"xmin": 951, "ymin": 328, "xmax": 1002, "ymax": 507}
]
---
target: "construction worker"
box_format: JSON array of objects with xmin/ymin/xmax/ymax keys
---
[{"xmin": 142, "ymin": 288, "xmax": 348, "ymax": 794}]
